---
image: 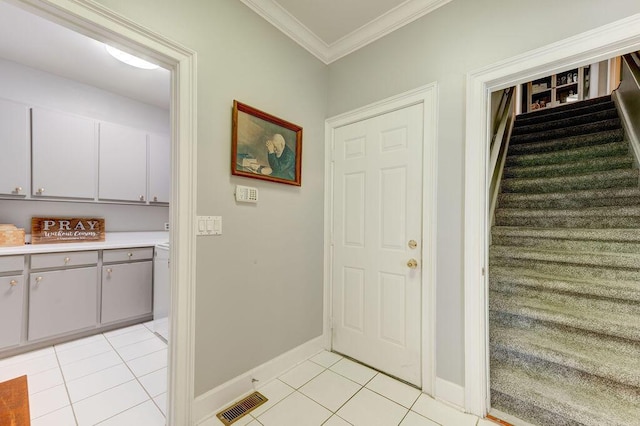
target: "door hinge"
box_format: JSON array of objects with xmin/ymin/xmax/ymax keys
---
[{"xmin": 482, "ymin": 267, "xmax": 486, "ymax": 276}]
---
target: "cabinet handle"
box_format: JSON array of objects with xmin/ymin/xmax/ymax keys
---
[
  {"xmin": 37, "ymin": 188, "xmax": 45, "ymax": 195},
  {"xmin": 139, "ymin": 195, "xmax": 145, "ymax": 201},
  {"xmin": 35, "ymin": 276, "xmax": 43, "ymax": 283},
  {"xmin": 127, "ymin": 252, "xmax": 133, "ymax": 258},
  {"xmin": 64, "ymin": 257, "xmax": 71, "ymax": 264},
  {"xmin": 9, "ymin": 279, "xmax": 18, "ymax": 286},
  {"xmin": 106, "ymin": 268, "xmax": 112, "ymax": 277},
  {"xmin": 14, "ymin": 186, "xmax": 22, "ymax": 194}
]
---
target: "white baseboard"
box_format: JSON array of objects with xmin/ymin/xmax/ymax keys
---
[
  {"xmin": 434, "ymin": 377, "xmax": 465, "ymax": 409},
  {"xmin": 194, "ymin": 335, "xmax": 325, "ymax": 424}
]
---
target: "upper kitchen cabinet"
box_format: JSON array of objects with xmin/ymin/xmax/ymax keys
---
[
  {"xmin": 99, "ymin": 122, "xmax": 147, "ymax": 202},
  {"xmin": 148, "ymin": 133, "xmax": 170, "ymax": 204},
  {"xmin": 0, "ymin": 98, "xmax": 30, "ymax": 197},
  {"xmin": 32, "ymin": 107, "xmax": 97, "ymax": 199}
]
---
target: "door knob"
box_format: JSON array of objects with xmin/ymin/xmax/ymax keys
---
[{"xmin": 407, "ymin": 259, "xmax": 418, "ymax": 269}]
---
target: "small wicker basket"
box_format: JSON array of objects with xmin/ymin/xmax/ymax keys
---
[{"xmin": 0, "ymin": 224, "xmax": 26, "ymax": 247}]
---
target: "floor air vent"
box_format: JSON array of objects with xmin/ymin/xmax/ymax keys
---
[{"xmin": 216, "ymin": 391, "xmax": 268, "ymax": 425}]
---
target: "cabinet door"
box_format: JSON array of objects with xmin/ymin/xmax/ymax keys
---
[
  {"xmin": 0, "ymin": 98, "xmax": 30, "ymax": 197},
  {"xmin": 99, "ymin": 122, "xmax": 147, "ymax": 202},
  {"xmin": 32, "ymin": 108, "xmax": 96, "ymax": 199},
  {"xmin": 28, "ymin": 267, "xmax": 98, "ymax": 341},
  {"xmin": 101, "ymin": 261, "xmax": 152, "ymax": 324},
  {"xmin": 0, "ymin": 275, "xmax": 24, "ymax": 349},
  {"xmin": 148, "ymin": 133, "xmax": 170, "ymax": 203}
]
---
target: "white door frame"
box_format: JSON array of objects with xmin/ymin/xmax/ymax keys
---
[
  {"xmin": 464, "ymin": 13, "xmax": 640, "ymax": 416},
  {"xmin": 324, "ymin": 83, "xmax": 438, "ymax": 393},
  {"xmin": 12, "ymin": 0, "xmax": 198, "ymax": 424}
]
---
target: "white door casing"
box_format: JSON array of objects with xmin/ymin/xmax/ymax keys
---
[{"xmin": 332, "ymin": 103, "xmax": 423, "ymax": 386}]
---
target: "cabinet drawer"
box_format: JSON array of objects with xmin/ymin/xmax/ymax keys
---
[
  {"xmin": 31, "ymin": 251, "xmax": 98, "ymax": 269},
  {"xmin": 0, "ymin": 255, "xmax": 24, "ymax": 273},
  {"xmin": 103, "ymin": 247, "xmax": 153, "ymax": 263}
]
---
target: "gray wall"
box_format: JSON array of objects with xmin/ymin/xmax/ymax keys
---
[
  {"xmin": 327, "ymin": 0, "xmax": 640, "ymax": 385},
  {"xmin": 92, "ymin": 0, "xmax": 328, "ymax": 395}
]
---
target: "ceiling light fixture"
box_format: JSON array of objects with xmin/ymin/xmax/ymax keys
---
[{"xmin": 105, "ymin": 45, "xmax": 159, "ymax": 70}]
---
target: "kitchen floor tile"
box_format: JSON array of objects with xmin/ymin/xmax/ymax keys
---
[
  {"xmin": 337, "ymin": 388, "xmax": 407, "ymax": 426},
  {"xmin": 411, "ymin": 394, "xmax": 477, "ymax": 426},
  {"xmin": 279, "ymin": 360, "xmax": 325, "ymax": 389},
  {"xmin": 299, "ymin": 369, "xmax": 360, "ymax": 412},
  {"xmin": 323, "ymin": 415, "xmax": 352, "ymax": 426},
  {"xmin": 153, "ymin": 392, "xmax": 167, "ymax": 416},
  {"xmin": 97, "ymin": 400, "xmax": 165, "ymax": 426},
  {"xmin": 256, "ymin": 391, "xmax": 332, "ymax": 426},
  {"xmin": 27, "ymin": 367, "xmax": 64, "ymax": 395},
  {"xmin": 125, "ymin": 348, "xmax": 167, "ymax": 376},
  {"xmin": 250, "ymin": 378, "xmax": 295, "ymax": 417},
  {"xmin": 60, "ymin": 350, "xmax": 123, "ymax": 382},
  {"xmin": 365, "ymin": 373, "xmax": 421, "ymax": 408},
  {"xmin": 329, "ymin": 359, "xmax": 377, "ymax": 386},
  {"xmin": 55, "ymin": 334, "xmax": 106, "ymax": 353},
  {"xmin": 309, "ymin": 350, "xmax": 343, "ymax": 368},
  {"xmin": 115, "ymin": 337, "xmax": 167, "ymax": 361},
  {"xmin": 400, "ymin": 411, "xmax": 440, "ymax": 426},
  {"xmin": 31, "ymin": 405, "xmax": 76, "ymax": 426},
  {"xmin": 55, "ymin": 338, "xmax": 113, "ymax": 365},
  {"xmin": 106, "ymin": 327, "xmax": 157, "ymax": 348},
  {"xmin": 73, "ymin": 379, "xmax": 149, "ymax": 425},
  {"xmin": 29, "ymin": 383, "xmax": 71, "ymax": 419},
  {"xmin": 66, "ymin": 363, "xmax": 134, "ymax": 403},
  {"xmin": 0, "ymin": 347, "xmax": 54, "ymax": 368},
  {"xmin": 138, "ymin": 367, "xmax": 167, "ymax": 397},
  {"xmin": 0, "ymin": 353, "xmax": 59, "ymax": 382}
]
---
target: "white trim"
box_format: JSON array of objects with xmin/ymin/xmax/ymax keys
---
[
  {"xmin": 239, "ymin": 0, "xmax": 452, "ymax": 64},
  {"xmin": 434, "ymin": 377, "xmax": 465, "ymax": 408},
  {"xmin": 13, "ymin": 1, "xmax": 198, "ymax": 424},
  {"xmin": 464, "ymin": 13, "xmax": 640, "ymax": 417},
  {"xmin": 324, "ymin": 83, "xmax": 438, "ymax": 394},
  {"xmin": 194, "ymin": 336, "xmax": 324, "ymax": 425}
]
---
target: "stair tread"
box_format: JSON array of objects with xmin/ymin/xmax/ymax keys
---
[
  {"xmin": 507, "ymin": 128, "xmax": 624, "ymax": 155},
  {"xmin": 491, "ymin": 244, "xmax": 640, "ymax": 269},
  {"xmin": 503, "ymin": 155, "xmax": 633, "ymax": 179},
  {"xmin": 490, "ymin": 288, "xmax": 640, "ymax": 340},
  {"xmin": 506, "ymin": 141, "xmax": 628, "ymax": 166},
  {"xmin": 515, "ymin": 100, "xmax": 615, "ymax": 126},
  {"xmin": 490, "ymin": 314, "xmax": 640, "ymax": 387},
  {"xmin": 512, "ymin": 109, "xmax": 619, "ymax": 136},
  {"xmin": 496, "ymin": 205, "xmax": 640, "ymax": 218},
  {"xmin": 510, "ymin": 118, "xmax": 621, "ymax": 144},
  {"xmin": 492, "ymin": 226, "xmax": 640, "ymax": 241},
  {"xmin": 501, "ymin": 168, "xmax": 638, "ymax": 193},
  {"xmin": 491, "ymin": 355, "xmax": 640, "ymax": 426},
  {"xmin": 490, "ymin": 265, "xmax": 640, "ymax": 301},
  {"xmin": 498, "ymin": 187, "xmax": 640, "ymax": 210}
]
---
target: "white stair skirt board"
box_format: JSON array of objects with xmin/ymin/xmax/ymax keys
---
[
  {"xmin": 435, "ymin": 377, "xmax": 465, "ymax": 409},
  {"xmin": 194, "ymin": 336, "xmax": 324, "ymax": 424}
]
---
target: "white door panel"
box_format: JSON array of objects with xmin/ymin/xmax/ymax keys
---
[{"xmin": 332, "ymin": 104, "xmax": 423, "ymax": 386}]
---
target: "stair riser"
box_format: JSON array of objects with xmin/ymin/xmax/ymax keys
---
[
  {"xmin": 491, "ymin": 235, "xmax": 640, "ymax": 255},
  {"xmin": 490, "ymin": 390, "xmax": 581, "ymax": 426},
  {"xmin": 490, "ymin": 257, "xmax": 640, "ymax": 282},
  {"xmin": 498, "ymin": 194, "xmax": 640, "ymax": 209},
  {"xmin": 505, "ymin": 143, "xmax": 629, "ymax": 167},
  {"xmin": 510, "ymin": 119, "xmax": 621, "ymax": 144},
  {"xmin": 491, "ymin": 249, "xmax": 640, "ymax": 270},
  {"xmin": 512, "ymin": 109, "xmax": 619, "ymax": 136},
  {"xmin": 501, "ymin": 175, "xmax": 638, "ymax": 194},
  {"xmin": 507, "ymin": 129, "xmax": 624, "ymax": 156},
  {"xmin": 515, "ymin": 100, "xmax": 615, "ymax": 126},
  {"xmin": 503, "ymin": 157, "xmax": 633, "ymax": 179},
  {"xmin": 494, "ymin": 216, "xmax": 640, "ymax": 228}
]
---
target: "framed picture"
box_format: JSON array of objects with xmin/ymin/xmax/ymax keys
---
[{"xmin": 232, "ymin": 100, "xmax": 302, "ymax": 186}]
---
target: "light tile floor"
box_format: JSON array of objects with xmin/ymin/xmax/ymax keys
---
[
  {"xmin": 0, "ymin": 321, "xmax": 167, "ymax": 425},
  {"xmin": 201, "ymin": 351, "xmax": 499, "ymax": 426}
]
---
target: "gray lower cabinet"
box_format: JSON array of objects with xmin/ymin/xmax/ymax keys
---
[
  {"xmin": 28, "ymin": 267, "xmax": 98, "ymax": 341},
  {"xmin": 0, "ymin": 274, "xmax": 24, "ymax": 349},
  {"xmin": 101, "ymin": 261, "xmax": 152, "ymax": 324}
]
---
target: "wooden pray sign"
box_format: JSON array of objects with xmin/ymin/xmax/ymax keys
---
[{"xmin": 31, "ymin": 217, "xmax": 105, "ymax": 244}]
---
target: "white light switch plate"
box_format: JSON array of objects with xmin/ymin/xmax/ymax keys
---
[{"xmin": 196, "ymin": 216, "xmax": 222, "ymax": 236}]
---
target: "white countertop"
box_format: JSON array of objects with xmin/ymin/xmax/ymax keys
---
[{"xmin": 0, "ymin": 232, "xmax": 169, "ymax": 255}]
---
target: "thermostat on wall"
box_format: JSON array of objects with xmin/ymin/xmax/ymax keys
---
[{"xmin": 235, "ymin": 185, "xmax": 258, "ymax": 203}]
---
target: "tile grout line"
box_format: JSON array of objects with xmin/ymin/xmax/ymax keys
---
[{"xmin": 52, "ymin": 342, "xmax": 81, "ymax": 426}]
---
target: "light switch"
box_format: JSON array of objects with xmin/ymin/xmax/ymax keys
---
[{"xmin": 196, "ymin": 215, "xmax": 221, "ymax": 236}]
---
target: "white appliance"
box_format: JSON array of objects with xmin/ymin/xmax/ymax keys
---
[{"xmin": 153, "ymin": 242, "xmax": 170, "ymax": 341}]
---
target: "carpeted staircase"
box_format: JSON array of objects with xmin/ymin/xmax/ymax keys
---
[{"xmin": 489, "ymin": 95, "xmax": 640, "ymax": 426}]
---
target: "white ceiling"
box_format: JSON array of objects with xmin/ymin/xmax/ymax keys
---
[{"xmin": 0, "ymin": 0, "xmax": 451, "ymax": 109}]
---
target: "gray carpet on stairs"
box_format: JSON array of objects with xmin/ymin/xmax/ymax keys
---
[{"xmin": 489, "ymin": 94, "xmax": 640, "ymax": 426}]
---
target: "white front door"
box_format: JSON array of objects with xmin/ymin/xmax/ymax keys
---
[{"xmin": 331, "ymin": 103, "xmax": 423, "ymax": 386}]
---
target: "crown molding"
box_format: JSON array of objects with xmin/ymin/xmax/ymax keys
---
[{"xmin": 239, "ymin": 0, "xmax": 452, "ymax": 64}]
